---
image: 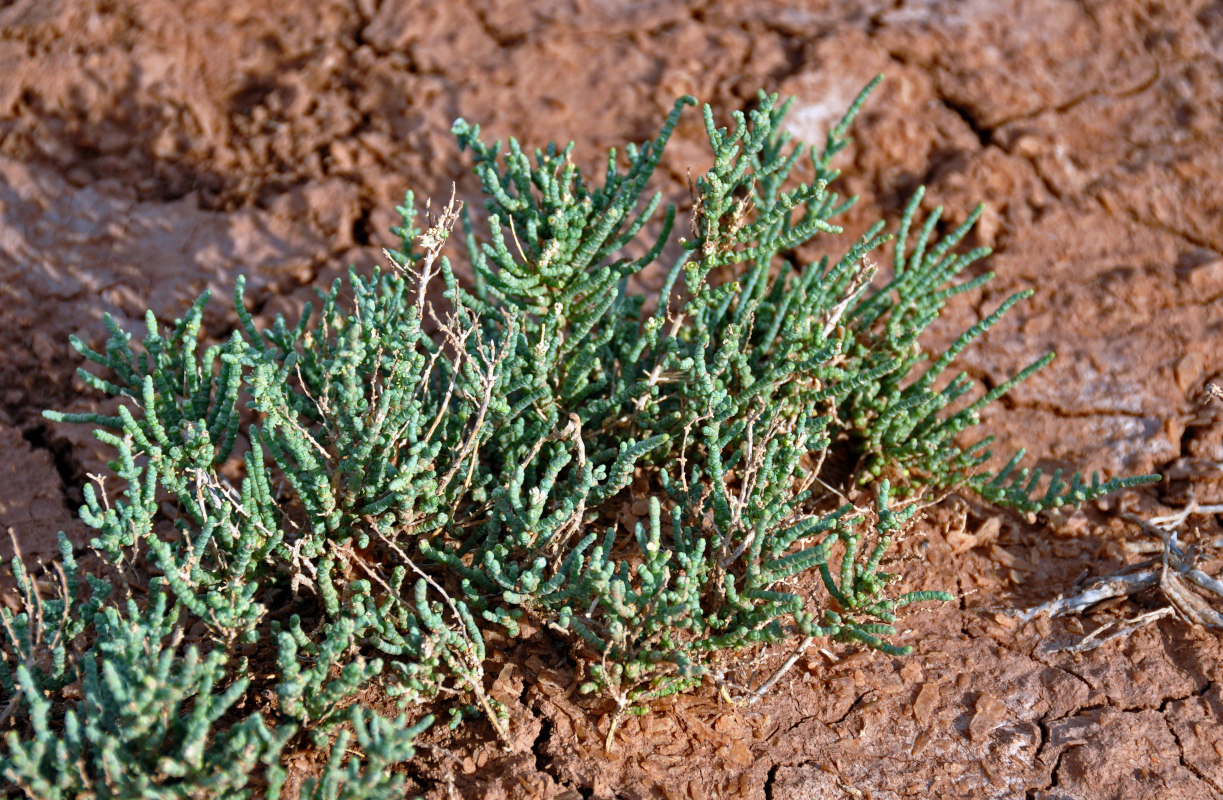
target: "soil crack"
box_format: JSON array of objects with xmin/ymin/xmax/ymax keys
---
[
  {"xmin": 20, "ymin": 423, "xmax": 82, "ymax": 515},
  {"xmin": 831, "ymin": 690, "xmax": 874, "ymax": 727},
  {"xmin": 1164, "ymin": 708, "xmax": 1223, "ymax": 795},
  {"xmin": 937, "ymin": 94, "xmax": 993, "ymax": 149},
  {"xmin": 1121, "ymin": 207, "xmax": 1221, "ymax": 255},
  {"xmin": 764, "ymin": 763, "xmax": 780, "ymax": 800}
]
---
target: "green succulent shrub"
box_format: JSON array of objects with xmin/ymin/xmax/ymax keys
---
[{"xmin": 0, "ymin": 77, "xmax": 1156, "ymax": 797}]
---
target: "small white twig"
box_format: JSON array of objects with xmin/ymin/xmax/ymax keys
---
[
  {"xmin": 1049, "ymin": 607, "xmax": 1175, "ymax": 654},
  {"xmin": 748, "ymin": 634, "xmax": 814, "ymax": 705},
  {"xmin": 821, "ymin": 257, "xmax": 876, "ymax": 338},
  {"xmin": 1148, "ymin": 500, "xmax": 1223, "ymax": 530}
]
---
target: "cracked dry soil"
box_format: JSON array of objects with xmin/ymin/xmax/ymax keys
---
[{"xmin": 2, "ymin": 0, "xmax": 1222, "ymax": 798}]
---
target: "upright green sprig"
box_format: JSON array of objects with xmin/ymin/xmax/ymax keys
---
[
  {"xmin": 300, "ymin": 707, "xmax": 432, "ymax": 800},
  {"xmin": 0, "ymin": 533, "xmax": 107, "ymax": 697},
  {"xmin": 2, "ymin": 589, "xmax": 294, "ymax": 799}
]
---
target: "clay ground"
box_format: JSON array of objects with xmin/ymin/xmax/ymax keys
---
[{"xmin": 2, "ymin": 0, "xmax": 1222, "ymax": 797}]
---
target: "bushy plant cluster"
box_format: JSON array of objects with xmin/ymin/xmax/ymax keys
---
[{"xmin": 0, "ymin": 79, "xmax": 1155, "ymax": 797}]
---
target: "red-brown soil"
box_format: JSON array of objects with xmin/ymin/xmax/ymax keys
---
[{"xmin": 2, "ymin": 0, "xmax": 1222, "ymax": 798}]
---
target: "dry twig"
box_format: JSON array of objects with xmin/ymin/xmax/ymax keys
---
[{"xmin": 1019, "ymin": 505, "xmax": 1223, "ymax": 651}]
